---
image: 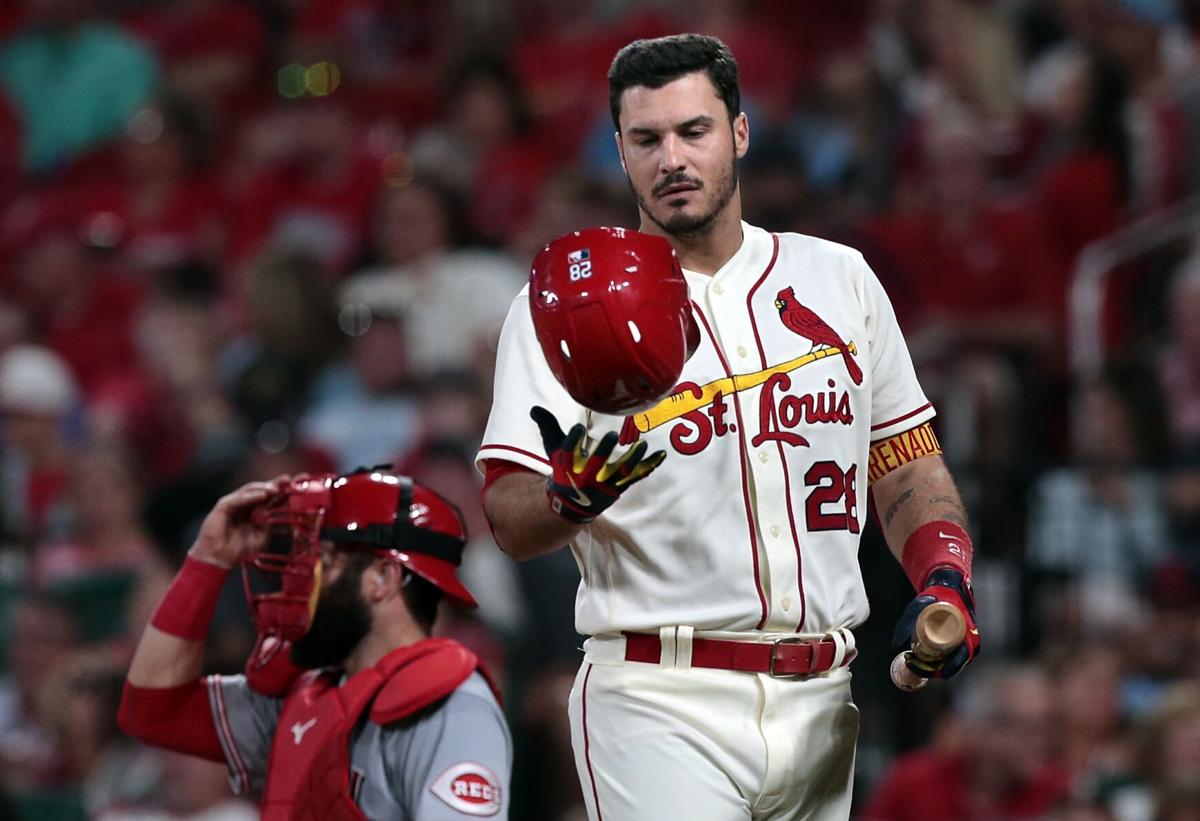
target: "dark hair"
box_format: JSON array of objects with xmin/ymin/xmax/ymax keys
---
[
  {"xmin": 608, "ymin": 34, "xmax": 741, "ymax": 131},
  {"xmin": 343, "ymin": 549, "xmax": 441, "ymax": 634},
  {"xmin": 401, "ymin": 572, "xmax": 442, "ymax": 634}
]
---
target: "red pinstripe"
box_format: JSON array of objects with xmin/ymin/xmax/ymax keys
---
[
  {"xmin": 581, "ymin": 664, "xmax": 603, "ymax": 821},
  {"xmin": 206, "ymin": 676, "xmax": 250, "ymax": 794},
  {"xmin": 871, "ymin": 402, "xmax": 933, "ymax": 432},
  {"xmin": 692, "ymin": 301, "xmax": 769, "ymax": 629},
  {"xmin": 478, "ymin": 443, "xmax": 551, "ymax": 466},
  {"xmin": 745, "ymin": 235, "xmax": 809, "ymax": 631}
]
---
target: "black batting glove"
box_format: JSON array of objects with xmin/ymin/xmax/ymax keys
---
[
  {"xmin": 530, "ymin": 406, "xmax": 665, "ymax": 524},
  {"xmin": 891, "ymin": 568, "xmax": 981, "ymax": 680}
]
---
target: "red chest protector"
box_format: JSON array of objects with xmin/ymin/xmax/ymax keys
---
[{"xmin": 260, "ymin": 638, "xmax": 492, "ymax": 821}]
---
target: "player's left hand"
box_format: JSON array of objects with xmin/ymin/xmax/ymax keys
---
[
  {"xmin": 531, "ymin": 405, "xmax": 665, "ymax": 524},
  {"xmin": 891, "ymin": 568, "xmax": 980, "ymax": 680}
]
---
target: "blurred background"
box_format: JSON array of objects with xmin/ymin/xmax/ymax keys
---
[{"xmin": 0, "ymin": 0, "xmax": 1198, "ymax": 819}]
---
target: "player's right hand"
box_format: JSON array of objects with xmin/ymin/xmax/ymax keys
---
[
  {"xmin": 531, "ymin": 406, "xmax": 665, "ymax": 524},
  {"xmin": 188, "ymin": 476, "xmax": 291, "ymax": 569},
  {"xmin": 891, "ymin": 568, "xmax": 980, "ymax": 680}
]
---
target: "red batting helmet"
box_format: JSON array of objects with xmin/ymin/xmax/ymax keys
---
[
  {"xmin": 529, "ymin": 227, "xmax": 700, "ymax": 415},
  {"xmin": 244, "ymin": 468, "xmax": 477, "ymax": 641}
]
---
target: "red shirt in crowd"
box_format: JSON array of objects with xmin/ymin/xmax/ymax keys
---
[{"xmin": 862, "ymin": 749, "xmax": 1071, "ymax": 821}]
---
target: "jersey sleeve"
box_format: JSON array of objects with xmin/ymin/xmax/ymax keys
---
[
  {"xmin": 860, "ymin": 256, "xmax": 936, "ymax": 441},
  {"xmin": 475, "ymin": 289, "xmax": 581, "ymax": 476},
  {"xmin": 387, "ymin": 676, "xmax": 513, "ymax": 819},
  {"xmin": 204, "ymin": 674, "xmax": 282, "ymax": 796}
]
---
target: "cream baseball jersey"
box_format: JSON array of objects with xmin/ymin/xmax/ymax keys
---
[{"xmin": 477, "ymin": 222, "xmax": 934, "ymax": 637}]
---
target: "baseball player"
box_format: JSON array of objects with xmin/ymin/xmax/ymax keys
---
[
  {"xmin": 478, "ymin": 34, "xmax": 979, "ymax": 820},
  {"xmin": 118, "ymin": 469, "xmax": 511, "ymax": 820}
]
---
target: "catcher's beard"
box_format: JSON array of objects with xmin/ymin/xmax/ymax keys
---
[
  {"xmin": 290, "ymin": 560, "xmax": 373, "ymax": 670},
  {"xmin": 633, "ymin": 150, "xmax": 739, "ymax": 239}
]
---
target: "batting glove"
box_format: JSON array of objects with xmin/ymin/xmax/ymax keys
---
[
  {"xmin": 531, "ymin": 405, "xmax": 665, "ymax": 525},
  {"xmin": 891, "ymin": 568, "xmax": 980, "ymax": 680}
]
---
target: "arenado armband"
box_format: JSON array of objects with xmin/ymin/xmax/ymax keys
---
[{"xmin": 867, "ymin": 422, "xmax": 942, "ymax": 484}]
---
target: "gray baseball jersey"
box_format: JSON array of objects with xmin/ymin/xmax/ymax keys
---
[{"xmin": 204, "ymin": 672, "xmax": 511, "ymax": 819}]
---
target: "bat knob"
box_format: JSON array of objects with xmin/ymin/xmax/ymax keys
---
[{"xmin": 890, "ymin": 652, "xmax": 928, "ymax": 692}]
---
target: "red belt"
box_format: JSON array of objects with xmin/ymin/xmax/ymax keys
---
[{"xmin": 623, "ymin": 632, "xmax": 855, "ymax": 677}]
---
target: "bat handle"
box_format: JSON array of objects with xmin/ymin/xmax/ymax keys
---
[{"xmin": 890, "ymin": 601, "xmax": 967, "ymax": 692}]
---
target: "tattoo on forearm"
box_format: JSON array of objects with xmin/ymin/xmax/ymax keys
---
[
  {"xmin": 883, "ymin": 489, "xmax": 914, "ymax": 526},
  {"xmin": 929, "ymin": 495, "xmax": 968, "ymax": 527}
]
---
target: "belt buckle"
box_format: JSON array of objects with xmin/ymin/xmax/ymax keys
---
[{"xmin": 768, "ymin": 636, "xmax": 814, "ymax": 678}]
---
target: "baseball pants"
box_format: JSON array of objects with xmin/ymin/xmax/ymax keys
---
[{"xmin": 568, "ymin": 631, "xmax": 859, "ymax": 821}]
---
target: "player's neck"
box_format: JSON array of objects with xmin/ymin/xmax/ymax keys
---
[
  {"xmin": 643, "ymin": 198, "xmax": 744, "ymax": 276},
  {"xmin": 342, "ymin": 620, "xmax": 428, "ymax": 675}
]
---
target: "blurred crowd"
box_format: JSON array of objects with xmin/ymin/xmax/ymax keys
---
[{"xmin": 0, "ymin": 0, "xmax": 1199, "ymax": 818}]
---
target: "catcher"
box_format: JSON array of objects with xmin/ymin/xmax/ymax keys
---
[{"xmin": 118, "ymin": 469, "xmax": 510, "ymax": 820}]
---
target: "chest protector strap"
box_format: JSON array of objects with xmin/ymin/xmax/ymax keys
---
[{"xmin": 260, "ymin": 638, "xmax": 481, "ymax": 821}]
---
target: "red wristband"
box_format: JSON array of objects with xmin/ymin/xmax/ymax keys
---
[
  {"xmin": 900, "ymin": 521, "xmax": 973, "ymax": 590},
  {"xmin": 149, "ymin": 557, "xmax": 230, "ymax": 641}
]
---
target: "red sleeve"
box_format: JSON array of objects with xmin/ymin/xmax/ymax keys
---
[
  {"xmin": 481, "ymin": 459, "xmax": 537, "ymax": 495},
  {"xmin": 117, "ymin": 679, "xmax": 225, "ymax": 762},
  {"xmin": 480, "ymin": 459, "xmax": 540, "ymax": 541}
]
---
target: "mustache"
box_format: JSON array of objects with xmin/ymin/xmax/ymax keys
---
[{"xmin": 653, "ymin": 173, "xmax": 704, "ymax": 197}]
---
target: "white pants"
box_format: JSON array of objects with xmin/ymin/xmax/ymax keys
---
[{"xmin": 568, "ymin": 633, "xmax": 859, "ymax": 821}]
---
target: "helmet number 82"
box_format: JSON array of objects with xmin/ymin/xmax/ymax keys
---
[{"xmin": 569, "ymin": 260, "xmax": 593, "ymax": 281}]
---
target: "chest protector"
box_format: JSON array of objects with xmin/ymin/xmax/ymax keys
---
[{"xmin": 260, "ymin": 638, "xmax": 490, "ymax": 821}]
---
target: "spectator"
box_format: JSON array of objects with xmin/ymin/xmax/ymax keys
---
[
  {"xmin": 1027, "ymin": 370, "xmax": 1169, "ymax": 635},
  {"xmin": 410, "ymin": 55, "xmax": 552, "ymax": 243},
  {"xmin": 0, "ymin": 344, "xmax": 80, "ymax": 544},
  {"xmin": 31, "ymin": 446, "xmax": 166, "ymax": 587},
  {"xmin": 13, "ymin": 204, "xmax": 145, "ymax": 401},
  {"xmin": 0, "ymin": 595, "xmax": 81, "ymax": 792},
  {"xmin": 0, "ymin": 0, "xmax": 158, "ymax": 176},
  {"xmin": 124, "ymin": 0, "xmax": 267, "ymax": 124},
  {"xmin": 862, "ymin": 665, "xmax": 1070, "ymax": 820},
  {"xmin": 224, "ymin": 98, "xmax": 380, "ymax": 273},
  {"xmin": 1025, "ymin": 46, "xmax": 1131, "ymax": 262},
  {"xmin": 1157, "ymin": 252, "xmax": 1200, "ymax": 452},
  {"xmin": 106, "ymin": 96, "xmax": 226, "ymax": 276},
  {"xmin": 341, "ymin": 177, "xmax": 525, "ymax": 382},
  {"xmin": 1051, "ymin": 645, "xmax": 1134, "ymax": 788},
  {"xmin": 298, "ymin": 294, "xmax": 421, "ymax": 472},
  {"xmin": 223, "ymin": 249, "xmax": 343, "ymax": 433}
]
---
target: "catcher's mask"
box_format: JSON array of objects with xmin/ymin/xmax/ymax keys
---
[{"xmin": 243, "ymin": 468, "xmax": 478, "ymax": 641}]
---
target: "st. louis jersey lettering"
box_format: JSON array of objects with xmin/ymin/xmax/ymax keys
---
[{"xmin": 479, "ymin": 223, "xmax": 934, "ymax": 636}]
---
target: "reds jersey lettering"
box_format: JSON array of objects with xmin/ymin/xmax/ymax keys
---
[{"xmin": 478, "ymin": 223, "xmax": 934, "ymax": 636}]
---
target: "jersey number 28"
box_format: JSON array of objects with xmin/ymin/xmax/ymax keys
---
[{"xmin": 804, "ymin": 461, "xmax": 860, "ymax": 533}]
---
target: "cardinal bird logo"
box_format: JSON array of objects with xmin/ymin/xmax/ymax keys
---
[{"xmin": 775, "ymin": 286, "xmax": 864, "ymax": 385}]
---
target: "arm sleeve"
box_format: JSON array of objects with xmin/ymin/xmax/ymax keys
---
[
  {"xmin": 117, "ymin": 680, "xmax": 224, "ymax": 762},
  {"xmin": 475, "ymin": 289, "xmax": 582, "ymax": 476},
  {"xmin": 204, "ymin": 673, "xmax": 283, "ymax": 796},
  {"xmin": 860, "ymin": 257, "xmax": 936, "ymax": 441},
  {"xmin": 390, "ymin": 679, "xmax": 513, "ymax": 820}
]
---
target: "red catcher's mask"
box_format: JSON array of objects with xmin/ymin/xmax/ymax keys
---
[{"xmin": 243, "ymin": 470, "xmax": 477, "ymax": 641}]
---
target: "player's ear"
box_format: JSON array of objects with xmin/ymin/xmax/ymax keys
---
[
  {"xmin": 368, "ymin": 560, "xmax": 397, "ymax": 603},
  {"xmin": 614, "ymin": 131, "xmax": 627, "ymax": 174},
  {"xmin": 733, "ymin": 112, "xmax": 749, "ymax": 160}
]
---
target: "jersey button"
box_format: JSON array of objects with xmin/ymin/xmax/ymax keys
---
[
  {"xmin": 782, "ymin": 597, "xmax": 793, "ymax": 612},
  {"xmin": 769, "ymin": 525, "xmax": 781, "ymax": 537},
  {"xmin": 758, "ymin": 451, "xmax": 769, "ymax": 463},
  {"xmin": 737, "ymin": 345, "xmax": 748, "ymax": 358},
  {"xmin": 713, "ymin": 283, "xmax": 724, "ymax": 295}
]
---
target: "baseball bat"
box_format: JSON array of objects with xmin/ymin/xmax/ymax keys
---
[{"xmin": 889, "ymin": 601, "xmax": 967, "ymax": 692}]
